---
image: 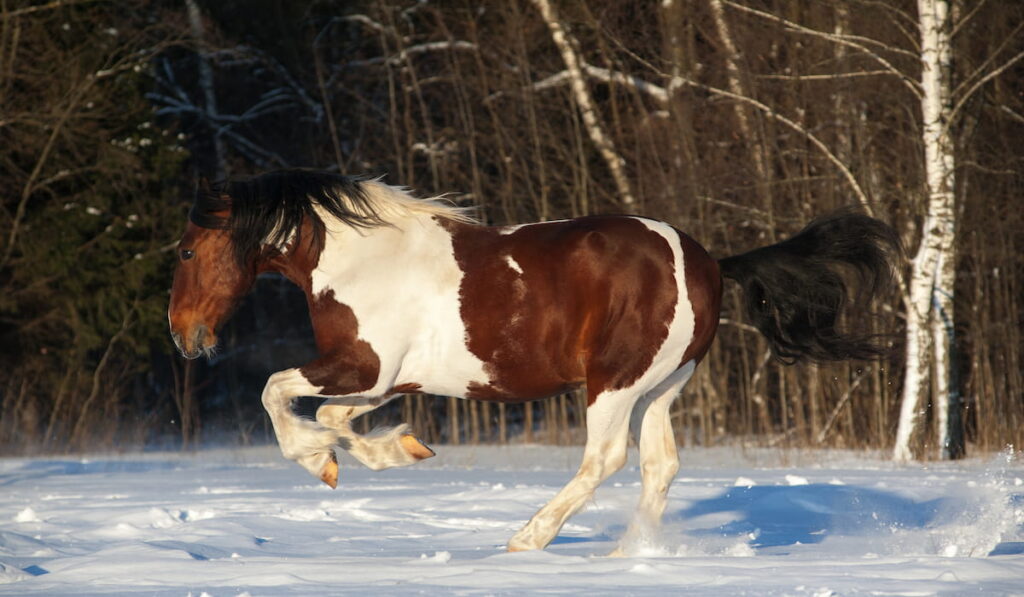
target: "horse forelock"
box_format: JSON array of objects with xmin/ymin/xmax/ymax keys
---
[{"xmin": 189, "ymin": 185, "xmax": 231, "ymax": 229}]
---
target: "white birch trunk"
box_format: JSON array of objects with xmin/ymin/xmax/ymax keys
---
[
  {"xmin": 893, "ymin": 0, "xmax": 957, "ymax": 461},
  {"xmin": 529, "ymin": 0, "xmax": 635, "ymax": 207}
]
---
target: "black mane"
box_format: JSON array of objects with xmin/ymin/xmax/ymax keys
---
[{"xmin": 190, "ymin": 169, "xmax": 385, "ymax": 267}]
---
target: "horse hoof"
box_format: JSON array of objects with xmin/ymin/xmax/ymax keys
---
[
  {"xmin": 320, "ymin": 455, "xmax": 339, "ymax": 489},
  {"xmin": 400, "ymin": 434, "xmax": 435, "ymax": 460}
]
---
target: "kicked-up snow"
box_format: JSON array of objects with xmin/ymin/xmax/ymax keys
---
[{"xmin": 1, "ymin": 444, "xmax": 1022, "ymax": 596}]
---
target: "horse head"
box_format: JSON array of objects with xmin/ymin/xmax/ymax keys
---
[{"xmin": 168, "ymin": 179, "xmax": 257, "ymax": 359}]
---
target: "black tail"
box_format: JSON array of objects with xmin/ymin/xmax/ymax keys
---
[{"xmin": 718, "ymin": 207, "xmax": 900, "ymax": 363}]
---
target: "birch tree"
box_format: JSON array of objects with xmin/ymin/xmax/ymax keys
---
[
  {"xmin": 892, "ymin": 0, "xmax": 956, "ymax": 461},
  {"xmin": 892, "ymin": 0, "xmax": 1023, "ymax": 460}
]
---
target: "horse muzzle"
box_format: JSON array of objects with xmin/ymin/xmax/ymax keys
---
[{"xmin": 171, "ymin": 324, "xmax": 215, "ymax": 360}]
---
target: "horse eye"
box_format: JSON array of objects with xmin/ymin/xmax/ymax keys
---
[{"xmin": 180, "ymin": 249, "xmax": 195, "ymax": 261}]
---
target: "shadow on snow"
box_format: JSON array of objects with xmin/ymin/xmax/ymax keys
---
[
  {"xmin": 0, "ymin": 459, "xmax": 183, "ymax": 487},
  {"xmin": 676, "ymin": 484, "xmax": 951, "ymax": 548}
]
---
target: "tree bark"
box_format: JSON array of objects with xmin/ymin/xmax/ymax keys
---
[{"xmin": 893, "ymin": 0, "xmax": 958, "ymax": 461}]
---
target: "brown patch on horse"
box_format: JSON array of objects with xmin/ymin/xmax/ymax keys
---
[
  {"xmin": 577, "ymin": 220, "xmax": 677, "ymax": 403},
  {"xmin": 387, "ymin": 383, "xmax": 422, "ymax": 396},
  {"xmin": 260, "ymin": 218, "xmax": 321, "ymax": 292},
  {"xmin": 444, "ymin": 217, "xmax": 676, "ymax": 405},
  {"xmin": 677, "ymin": 230, "xmax": 723, "ymax": 366},
  {"xmin": 261, "ymin": 219, "xmax": 383, "ymax": 395},
  {"xmin": 299, "ymin": 289, "xmax": 381, "ymax": 395}
]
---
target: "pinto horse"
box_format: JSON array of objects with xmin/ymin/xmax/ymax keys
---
[{"xmin": 168, "ymin": 169, "xmax": 897, "ymax": 552}]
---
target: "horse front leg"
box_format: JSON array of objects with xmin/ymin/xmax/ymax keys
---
[
  {"xmin": 316, "ymin": 398, "xmax": 435, "ymax": 470},
  {"xmin": 260, "ymin": 366, "xmax": 436, "ymax": 488},
  {"xmin": 260, "ymin": 368, "xmax": 347, "ymax": 487}
]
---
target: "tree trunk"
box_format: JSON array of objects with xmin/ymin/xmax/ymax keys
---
[
  {"xmin": 893, "ymin": 0, "xmax": 958, "ymax": 461},
  {"xmin": 185, "ymin": 0, "xmax": 225, "ymax": 180}
]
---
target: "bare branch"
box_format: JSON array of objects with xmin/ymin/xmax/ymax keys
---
[
  {"xmin": 998, "ymin": 105, "xmax": 1024, "ymax": 126},
  {"xmin": 69, "ymin": 300, "xmax": 137, "ymax": 445},
  {"xmin": 817, "ymin": 370, "xmax": 867, "ymax": 444},
  {"xmin": 231, "ymin": 46, "xmax": 324, "ymax": 123},
  {"xmin": 721, "ymin": 0, "xmax": 922, "ymax": 97},
  {"xmin": 2, "ymin": 0, "xmax": 98, "ymax": 18},
  {"xmin": 585, "ymin": 65, "xmax": 668, "ymax": 102},
  {"xmin": 342, "ymin": 14, "xmax": 387, "ymax": 34},
  {"xmin": 951, "ymin": 22, "xmax": 1024, "ymax": 99},
  {"xmin": 345, "ymin": 41, "xmax": 478, "ymax": 68},
  {"xmin": 673, "ymin": 74, "xmax": 873, "ymax": 212},
  {"xmin": 698, "ymin": 195, "xmax": 771, "ymax": 218},
  {"xmin": 519, "ymin": 60, "xmax": 873, "ymax": 212},
  {"xmin": 1, "ymin": 77, "xmax": 92, "ymax": 270},
  {"xmin": 718, "ymin": 317, "xmax": 761, "ymax": 335},
  {"xmin": 216, "ymin": 126, "xmax": 290, "ymax": 169},
  {"xmin": 950, "ymin": 0, "xmax": 990, "ymax": 38},
  {"xmin": 529, "ymin": 0, "xmax": 635, "ymax": 206},
  {"xmin": 756, "ymin": 70, "xmax": 900, "ymax": 81},
  {"xmin": 850, "ymin": 0, "xmax": 917, "ymax": 28},
  {"xmin": 948, "ymin": 48, "xmax": 1024, "ymax": 130}
]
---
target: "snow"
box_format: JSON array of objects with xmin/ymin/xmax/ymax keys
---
[{"xmin": 1, "ymin": 445, "xmax": 1022, "ymax": 596}]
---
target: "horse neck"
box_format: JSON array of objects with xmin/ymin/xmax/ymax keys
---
[
  {"xmin": 267, "ymin": 210, "xmax": 452, "ymax": 298},
  {"xmin": 258, "ymin": 216, "xmax": 330, "ymax": 295}
]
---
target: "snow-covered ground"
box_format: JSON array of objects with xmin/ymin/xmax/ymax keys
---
[{"xmin": 1, "ymin": 444, "xmax": 1022, "ymax": 596}]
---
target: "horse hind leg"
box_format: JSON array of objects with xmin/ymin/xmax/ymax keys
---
[
  {"xmin": 507, "ymin": 385, "xmax": 639, "ymax": 552},
  {"xmin": 317, "ymin": 398, "xmax": 435, "ymax": 471},
  {"xmin": 614, "ymin": 362, "xmax": 696, "ymax": 556}
]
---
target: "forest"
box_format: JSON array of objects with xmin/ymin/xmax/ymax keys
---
[{"xmin": 0, "ymin": 0, "xmax": 1021, "ymax": 460}]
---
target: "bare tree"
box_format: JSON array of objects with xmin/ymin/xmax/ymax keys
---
[{"xmin": 894, "ymin": 0, "xmax": 1024, "ymax": 460}]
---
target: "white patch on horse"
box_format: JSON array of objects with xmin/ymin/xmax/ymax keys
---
[
  {"xmin": 499, "ymin": 219, "xmax": 569, "ymax": 235},
  {"xmin": 309, "ymin": 182, "xmax": 490, "ymax": 399},
  {"xmin": 504, "ymin": 255, "xmax": 524, "ymax": 275},
  {"xmin": 630, "ymin": 217, "xmax": 696, "ymax": 378}
]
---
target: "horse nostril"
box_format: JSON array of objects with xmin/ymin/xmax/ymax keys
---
[{"xmin": 194, "ymin": 325, "xmax": 208, "ymax": 348}]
